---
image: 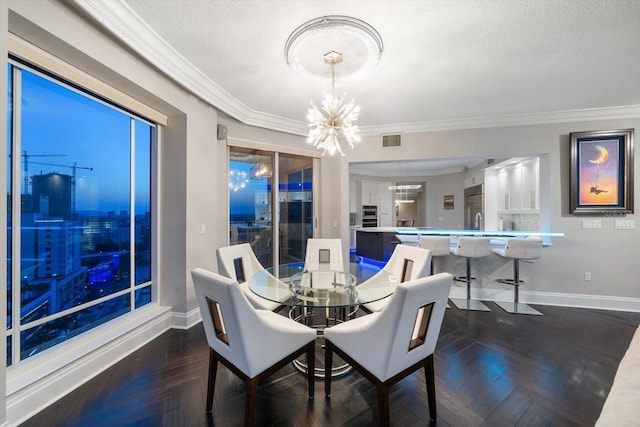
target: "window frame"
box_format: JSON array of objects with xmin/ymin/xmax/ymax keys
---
[{"xmin": 6, "ymin": 56, "xmax": 157, "ymax": 365}]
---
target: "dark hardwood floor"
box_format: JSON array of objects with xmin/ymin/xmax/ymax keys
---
[{"xmin": 21, "ymin": 303, "xmax": 640, "ymax": 426}]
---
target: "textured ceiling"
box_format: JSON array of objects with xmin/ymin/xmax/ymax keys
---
[{"xmin": 109, "ymin": 0, "xmax": 640, "ymax": 136}]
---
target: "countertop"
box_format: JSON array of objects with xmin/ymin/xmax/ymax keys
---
[{"xmin": 356, "ymin": 227, "xmax": 564, "ymax": 239}]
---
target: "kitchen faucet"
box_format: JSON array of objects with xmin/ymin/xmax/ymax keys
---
[{"xmin": 474, "ymin": 212, "xmax": 482, "ymax": 229}]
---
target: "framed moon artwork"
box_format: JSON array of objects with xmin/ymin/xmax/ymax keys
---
[{"xmin": 570, "ymin": 128, "xmax": 634, "ymax": 215}]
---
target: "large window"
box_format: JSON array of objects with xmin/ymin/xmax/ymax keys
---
[{"xmin": 6, "ymin": 60, "xmax": 154, "ymax": 364}]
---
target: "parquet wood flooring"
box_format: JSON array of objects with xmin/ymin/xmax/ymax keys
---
[{"xmin": 21, "ymin": 303, "xmax": 640, "ymax": 426}]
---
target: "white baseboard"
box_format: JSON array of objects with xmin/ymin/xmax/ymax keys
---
[
  {"xmin": 171, "ymin": 306, "xmax": 202, "ymax": 330},
  {"xmin": 448, "ymin": 286, "xmax": 640, "ymax": 312}
]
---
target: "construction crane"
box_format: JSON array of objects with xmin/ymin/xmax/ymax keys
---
[
  {"xmin": 11, "ymin": 151, "xmax": 67, "ymax": 194},
  {"xmin": 29, "ymin": 161, "xmax": 94, "ymax": 213}
]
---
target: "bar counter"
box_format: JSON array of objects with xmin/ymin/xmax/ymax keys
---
[{"xmin": 355, "ymin": 227, "xmax": 564, "ymax": 262}]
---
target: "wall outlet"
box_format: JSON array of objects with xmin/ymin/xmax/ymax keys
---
[{"xmin": 584, "ymin": 272, "xmax": 591, "ymax": 281}]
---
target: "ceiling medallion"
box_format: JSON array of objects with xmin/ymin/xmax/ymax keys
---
[{"xmin": 285, "ymin": 15, "xmax": 383, "ymax": 82}]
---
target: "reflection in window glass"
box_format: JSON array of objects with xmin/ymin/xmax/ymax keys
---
[
  {"xmin": 134, "ymin": 120, "xmax": 151, "ymax": 288},
  {"xmin": 7, "ymin": 60, "xmax": 154, "ymax": 362},
  {"xmin": 7, "ymin": 64, "xmax": 13, "ymax": 337},
  {"xmin": 6, "ymin": 335, "xmax": 11, "ymax": 366},
  {"xmin": 229, "ymin": 149, "xmax": 273, "ymax": 268},
  {"xmin": 20, "ymin": 293, "xmax": 131, "ymax": 359},
  {"xmin": 135, "ymin": 285, "xmax": 151, "ymax": 308},
  {"xmin": 20, "ymin": 69, "xmax": 130, "ymax": 327}
]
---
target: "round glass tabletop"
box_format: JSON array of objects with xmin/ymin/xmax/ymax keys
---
[{"xmin": 247, "ymin": 262, "xmax": 397, "ymax": 308}]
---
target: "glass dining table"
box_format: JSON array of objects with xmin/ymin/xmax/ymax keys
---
[
  {"xmin": 248, "ymin": 262, "xmax": 396, "ymax": 313},
  {"xmin": 247, "ymin": 261, "xmax": 398, "ymax": 377}
]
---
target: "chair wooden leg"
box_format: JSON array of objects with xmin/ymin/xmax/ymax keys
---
[
  {"xmin": 376, "ymin": 383, "xmax": 390, "ymax": 426},
  {"xmin": 206, "ymin": 349, "xmax": 217, "ymax": 412},
  {"xmin": 306, "ymin": 342, "xmax": 315, "ymax": 399},
  {"xmin": 324, "ymin": 343, "xmax": 333, "ymax": 396},
  {"xmin": 245, "ymin": 377, "xmax": 259, "ymax": 427},
  {"xmin": 424, "ymin": 354, "xmax": 437, "ymax": 421}
]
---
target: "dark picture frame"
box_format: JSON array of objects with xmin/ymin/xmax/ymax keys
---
[{"xmin": 570, "ymin": 129, "xmax": 634, "ymax": 215}]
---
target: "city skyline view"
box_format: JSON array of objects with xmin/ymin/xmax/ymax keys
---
[
  {"xmin": 7, "ymin": 60, "xmax": 153, "ymax": 364},
  {"xmin": 10, "ymin": 64, "xmax": 151, "ymax": 214}
]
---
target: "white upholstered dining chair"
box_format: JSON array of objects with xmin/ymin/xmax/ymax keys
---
[
  {"xmin": 304, "ymin": 238, "xmax": 344, "ymax": 271},
  {"xmin": 358, "ymin": 243, "xmax": 432, "ymax": 312},
  {"xmin": 191, "ymin": 268, "xmax": 316, "ymax": 426},
  {"xmin": 216, "ymin": 243, "xmax": 285, "ymax": 311},
  {"xmin": 324, "ymin": 272, "xmax": 453, "ymax": 425}
]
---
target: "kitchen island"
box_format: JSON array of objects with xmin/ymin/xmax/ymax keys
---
[{"xmin": 355, "ymin": 227, "xmax": 564, "ymax": 262}]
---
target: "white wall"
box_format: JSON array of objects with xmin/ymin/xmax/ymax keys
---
[{"xmin": 424, "ymin": 172, "xmax": 465, "ymax": 229}]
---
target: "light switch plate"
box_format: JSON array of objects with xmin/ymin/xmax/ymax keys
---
[
  {"xmin": 615, "ymin": 219, "xmax": 636, "ymax": 230},
  {"xmin": 582, "ymin": 219, "xmax": 602, "ymax": 229}
]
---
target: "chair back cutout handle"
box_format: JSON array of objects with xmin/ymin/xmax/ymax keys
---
[
  {"xmin": 206, "ymin": 296, "xmax": 229, "ymax": 345},
  {"xmin": 408, "ymin": 302, "xmax": 434, "ymax": 351},
  {"xmin": 233, "ymin": 257, "xmax": 246, "ymax": 283},
  {"xmin": 318, "ymin": 248, "xmax": 331, "ymax": 265},
  {"xmin": 401, "ymin": 258, "xmax": 414, "ymax": 282}
]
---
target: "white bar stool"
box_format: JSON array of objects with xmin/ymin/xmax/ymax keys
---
[
  {"xmin": 419, "ymin": 236, "xmax": 451, "ymax": 274},
  {"xmin": 492, "ymin": 238, "xmax": 543, "ymax": 315},
  {"xmin": 420, "ymin": 236, "xmax": 452, "ymax": 308},
  {"xmin": 449, "ymin": 237, "xmax": 492, "ymax": 311}
]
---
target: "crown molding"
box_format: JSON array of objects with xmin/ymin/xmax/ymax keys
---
[
  {"xmin": 73, "ymin": 1, "xmax": 640, "ymax": 138},
  {"xmin": 72, "ymin": 0, "xmax": 308, "ymax": 135},
  {"xmin": 360, "ymin": 104, "xmax": 640, "ymax": 136}
]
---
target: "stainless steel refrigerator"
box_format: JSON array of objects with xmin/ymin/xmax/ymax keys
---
[{"xmin": 464, "ymin": 184, "xmax": 484, "ymax": 230}]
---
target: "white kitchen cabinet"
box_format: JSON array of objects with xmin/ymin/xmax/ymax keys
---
[
  {"xmin": 507, "ymin": 164, "xmax": 522, "ymax": 210},
  {"xmin": 349, "ymin": 179, "xmax": 356, "ymax": 213},
  {"xmin": 361, "ymin": 181, "xmax": 378, "ymax": 206},
  {"xmin": 520, "ymin": 157, "xmax": 539, "ymax": 210},
  {"xmin": 497, "ymin": 169, "xmax": 509, "ymax": 211},
  {"xmin": 495, "ymin": 157, "xmax": 539, "ymax": 213},
  {"xmin": 378, "ymin": 182, "xmax": 392, "ymax": 226}
]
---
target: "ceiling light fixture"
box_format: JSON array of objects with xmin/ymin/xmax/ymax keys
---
[
  {"xmin": 395, "ymin": 189, "xmax": 415, "ymax": 204},
  {"xmin": 285, "ymin": 16, "xmax": 383, "ymax": 156},
  {"xmin": 306, "ymin": 51, "xmax": 361, "ymax": 156},
  {"xmin": 389, "ymin": 184, "xmax": 422, "ymax": 190}
]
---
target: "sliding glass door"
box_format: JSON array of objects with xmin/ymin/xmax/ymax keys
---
[
  {"xmin": 277, "ymin": 153, "xmax": 313, "ymax": 265},
  {"xmin": 228, "ymin": 147, "xmax": 314, "ymax": 268},
  {"xmin": 229, "ymin": 148, "xmax": 274, "ymax": 267}
]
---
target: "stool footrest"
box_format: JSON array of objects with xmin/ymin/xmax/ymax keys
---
[
  {"xmin": 496, "ymin": 278, "xmax": 524, "ymax": 286},
  {"xmin": 454, "ymin": 276, "xmax": 476, "ymax": 283}
]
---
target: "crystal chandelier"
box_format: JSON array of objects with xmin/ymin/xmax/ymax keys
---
[
  {"xmin": 306, "ymin": 51, "xmax": 361, "ymax": 156},
  {"xmin": 229, "ymin": 169, "xmax": 248, "ymax": 192}
]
